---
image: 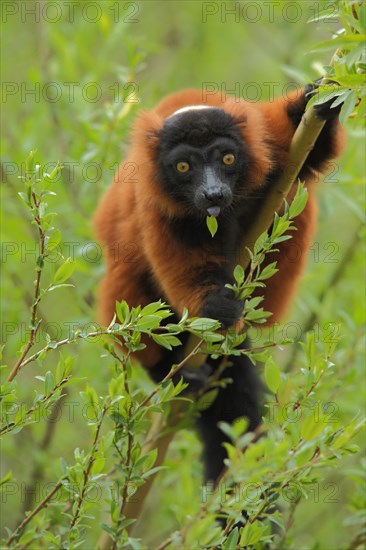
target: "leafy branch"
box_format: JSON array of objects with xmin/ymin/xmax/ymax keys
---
[
  {"xmin": 69, "ymin": 405, "xmax": 109, "ymax": 532},
  {"xmin": 5, "ymin": 479, "xmax": 66, "ymax": 546},
  {"xmin": 8, "ymin": 152, "xmax": 63, "ymax": 382}
]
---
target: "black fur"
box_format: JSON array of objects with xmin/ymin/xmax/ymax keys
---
[
  {"xmin": 197, "ymin": 346, "xmax": 263, "ymax": 483},
  {"xmin": 191, "ymin": 262, "xmax": 236, "ymax": 290},
  {"xmin": 201, "ymin": 287, "xmax": 245, "ymax": 329},
  {"xmin": 159, "ymin": 108, "xmax": 246, "ymax": 148},
  {"xmin": 156, "ymin": 109, "xmax": 252, "ymax": 217},
  {"xmin": 167, "ymin": 212, "xmax": 240, "ymax": 249}
]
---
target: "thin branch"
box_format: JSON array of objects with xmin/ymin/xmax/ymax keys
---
[
  {"xmin": 0, "ymin": 377, "xmax": 70, "ymax": 436},
  {"xmin": 17, "ymin": 503, "xmax": 73, "ymax": 550},
  {"xmin": 8, "ymin": 320, "xmax": 42, "ymax": 382},
  {"xmin": 69, "ymin": 406, "xmax": 107, "ymax": 530},
  {"xmin": 9, "ymin": 329, "xmax": 116, "ymax": 375},
  {"xmin": 21, "ymin": 388, "xmax": 70, "ymax": 515},
  {"xmin": 138, "ymin": 338, "xmax": 204, "ymax": 409},
  {"xmin": 347, "ymin": 532, "xmax": 366, "ymax": 550},
  {"xmin": 6, "ymin": 480, "xmax": 64, "ymax": 546},
  {"xmin": 108, "ymin": 350, "xmax": 135, "ymax": 549},
  {"xmin": 7, "ymin": 323, "xmax": 191, "ymax": 380},
  {"xmin": 7, "ymin": 192, "xmax": 46, "ymax": 382},
  {"xmin": 284, "ymin": 221, "xmax": 364, "ymax": 372},
  {"xmin": 274, "ymin": 497, "xmax": 301, "ymax": 549},
  {"xmin": 97, "ymin": 341, "xmax": 204, "ymax": 549}
]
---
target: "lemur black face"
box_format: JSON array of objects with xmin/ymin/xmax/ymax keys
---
[{"xmin": 156, "ymin": 107, "xmax": 248, "ymax": 218}]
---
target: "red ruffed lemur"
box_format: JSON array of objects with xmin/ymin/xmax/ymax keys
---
[{"xmin": 94, "ymin": 83, "xmax": 345, "ymax": 483}]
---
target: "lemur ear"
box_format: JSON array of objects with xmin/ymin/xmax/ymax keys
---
[{"xmin": 132, "ymin": 110, "xmax": 164, "ymax": 161}]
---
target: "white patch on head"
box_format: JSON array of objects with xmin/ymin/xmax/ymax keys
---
[{"xmin": 166, "ymin": 105, "xmax": 216, "ymax": 120}]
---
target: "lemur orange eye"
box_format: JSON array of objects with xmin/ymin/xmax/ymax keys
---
[
  {"xmin": 223, "ymin": 153, "xmax": 235, "ymax": 165},
  {"xmin": 176, "ymin": 161, "xmax": 190, "ymax": 173}
]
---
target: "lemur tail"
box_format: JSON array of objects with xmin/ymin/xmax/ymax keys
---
[{"xmin": 196, "ymin": 349, "xmax": 263, "ymax": 483}]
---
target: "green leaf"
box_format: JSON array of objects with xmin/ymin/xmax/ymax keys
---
[
  {"xmin": 223, "ymin": 527, "xmax": 239, "ymax": 549},
  {"xmin": 313, "ymin": 34, "xmax": 366, "ymax": 52},
  {"xmin": 346, "ymin": 43, "xmax": 366, "ymax": 69},
  {"xmin": 217, "ymin": 421, "xmax": 236, "ymax": 442},
  {"xmin": 18, "ymin": 192, "xmax": 31, "ymax": 206},
  {"xmin": 189, "ymin": 318, "xmax": 221, "ymax": 332},
  {"xmin": 233, "ymin": 264, "xmax": 244, "ymax": 284},
  {"xmin": 165, "ymin": 323, "xmax": 183, "ymax": 332},
  {"xmin": 245, "ymin": 296, "xmax": 264, "ymax": 310},
  {"xmin": 206, "ymin": 215, "xmax": 218, "ymax": 237},
  {"xmin": 115, "ymin": 300, "xmax": 130, "ymax": 323},
  {"xmin": 301, "ymin": 413, "xmax": 325, "ymax": 441},
  {"xmin": 36, "ymin": 255, "xmax": 44, "ymax": 269},
  {"xmin": 101, "ymin": 523, "xmax": 116, "ymax": 536},
  {"xmin": 331, "ymin": 91, "xmax": 351, "ymax": 108},
  {"xmin": 0, "ymin": 471, "xmax": 13, "ymax": 487},
  {"xmin": 264, "ymin": 357, "xmax": 281, "ymax": 393},
  {"xmin": 306, "ymin": 331, "xmax": 315, "ymax": 369},
  {"xmin": 272, "ymin": 234, "xmax": 293, "ymax": 244},
  {"xmin": 53, "ymin": 258, "xmax": 75, "ymax": 284},
  {"xmin": 110, "ymin": 410, "xmax": 126, "ymax": 424},
  {"xmin": 81, "ymin": 385, "xmax": 99, "ymax": 408},
  {"xmin": 232, "ymin": 416, "xmax": 249, "ymax": 437},
  {"xmin": 91, "ymin": 457, "xmax": 106, "ymax": 475},
  {"xmin": 151, "ymin": 333, "xmax": 178, "ymax": 350},
  {"xmin": 140, "ymin": 301, "xmax": 168, "ymax": 315},
  {"xmin": 336, "ymin": 74, "xmax": 366, "ymax": 87},
  {"xmin": 163, "ymin": 335, "xmax": 181, "ymax": 347},
  {"xmin": 340, "ymin": 90, "xmax": 358, "ymax": 125},
  {"xmin": 19, "ymin": 528, "xmax": 39, "ymax": 545},
  {"xmin": 25, "ymin": 150, "xmax": 37, "ymax": 174},
  {"xmin": 44, "ymin": 371, "xmax": 55, "ymax": 394},
  {"xmin": 201, "ymin": 332, "xmax": 224, "ymax": 343},
  {"xmin": 258, "ymin": 262, "xmax": 278, "ymax": 281},
  {"xmin": 245, "ymin": 308, "xmax": 269, "ymax": 322},
  {"xmin": 136, "ymin": 315, "xmax": 163, "ymax": 330},
  {"xmin": 197, "ymin": 389, "xmax": 219, "ymax": 411},
  {"xmin": 140, "ymin": 448, "xmax": 158, "ymax": 473},
  {"xmin": 289, "ymin": 185, "xmax": 308, "ymax": 218},
  {"xmin": 45, "ymin": 161, "xmax": 63, "ymax": 181},
  {"xmin": 47, "ymin": 229, "xmax": 62, "ymax": 250}
]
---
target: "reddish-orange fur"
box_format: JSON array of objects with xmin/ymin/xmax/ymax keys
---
[{"xmin": 94, "ymin": 89, "xmax": 345, "ymax": 367}]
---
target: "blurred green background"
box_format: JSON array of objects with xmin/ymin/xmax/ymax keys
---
[{"xmin": 1, "ymin": 1, "xmax": 365, "ymax": 548}]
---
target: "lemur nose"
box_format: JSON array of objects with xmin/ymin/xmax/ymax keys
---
[{"xmin": 204, "ymin": 189, "xmax": 223, "ymax": 202}]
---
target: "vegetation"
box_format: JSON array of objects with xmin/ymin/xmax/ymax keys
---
[{"xmin": 1, "ymin": 1, "xmax": 365, "ymax": 548}]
